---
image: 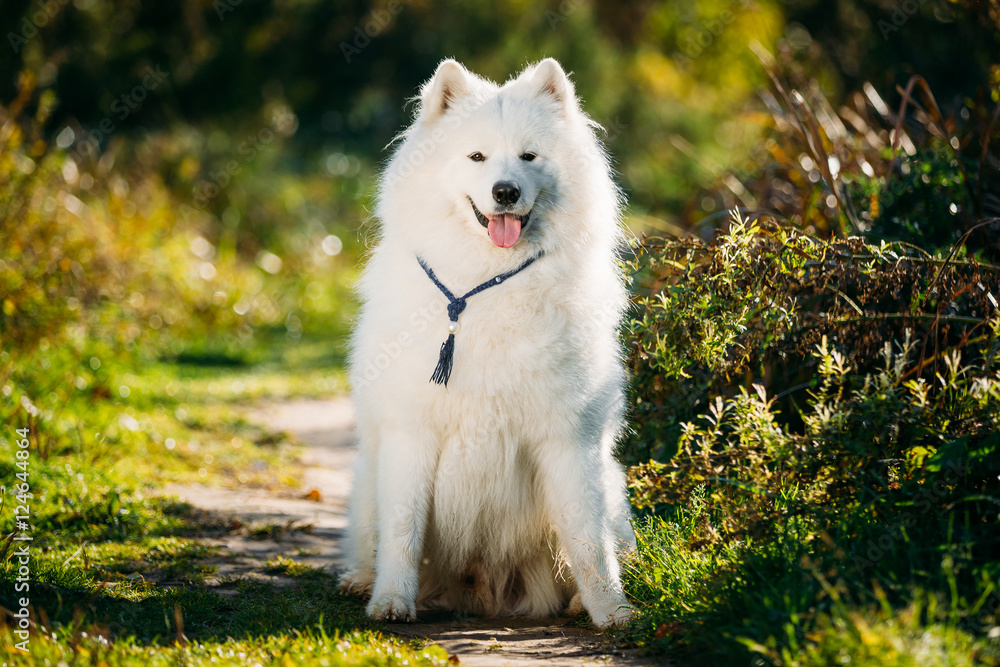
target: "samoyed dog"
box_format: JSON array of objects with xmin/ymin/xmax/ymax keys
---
[{"xmin": 341, "ymin": 58, "xmax": 636, "ymax": 628}]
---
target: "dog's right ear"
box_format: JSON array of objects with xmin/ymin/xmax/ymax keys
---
[{"xmin": 420, "ymin": 59, "xmax": 473, "ymax": 122}]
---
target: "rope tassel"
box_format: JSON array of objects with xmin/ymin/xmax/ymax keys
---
[
  {"xmin": 430, "ymin": 332, "xmax": 455, "ymax": 386},
  {"xmin": 416, "ymin": 252, "xmax": 543, "ymax": 388}
]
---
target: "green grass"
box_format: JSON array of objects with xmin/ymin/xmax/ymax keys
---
[
  {"xmin": 621, "ymin": 496, "xmax": 1000, "ymax": 666},
  {"xmin": 0, "ymin": 298, "xmax": 455, "ymax": 665},
  {"xmin": 1, "ymin": 532, "xmax": 447, "ymax": 665},
  {"xmin": 5, "ymin": 623, "xmax": 451, "ymax": 667}
]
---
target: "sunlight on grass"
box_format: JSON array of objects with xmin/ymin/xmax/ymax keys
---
[
  {"xmin": 2, "ymin": 625, "xmax": 451, "ymax": 666},
  {"xmin": 0, "ymin": 321, "xmax": 445, "ymax": 663}
]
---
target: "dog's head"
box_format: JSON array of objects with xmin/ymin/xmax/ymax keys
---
[{"xmin": 381, "ymin": 59, "xmax": 617, "ymax": 255}]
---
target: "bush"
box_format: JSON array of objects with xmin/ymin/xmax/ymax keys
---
[
  {"xmin": 626, "ymin": 208, "xmax": 1000, "ymax": 554},
  {"xmin": 622, "ymin": 213, "xmax": 1000, "ymax": 663},
  {"xmin": 624, "ymin": 212, "xmax": 1000, "ymax": 462}
]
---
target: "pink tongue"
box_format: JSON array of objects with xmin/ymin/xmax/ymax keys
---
[{"xmin": 487, "ymin": 214, "xmax": 522, "ymax": 248}]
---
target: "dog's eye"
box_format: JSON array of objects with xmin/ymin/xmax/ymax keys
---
[
  {"xmin": 520, "ymin": 152, "xmax": 537, "ymax": 162},
  {"xmin": 469, "ymin": 152, "xmax": 485, "ymax": 162}
]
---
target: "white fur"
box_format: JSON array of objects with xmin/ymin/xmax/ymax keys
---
[{"xmin": 341, "ymin": 58, "xmax": 636, "ymax": 629}]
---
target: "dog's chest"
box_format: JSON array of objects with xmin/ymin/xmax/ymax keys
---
[
  {"xmin": 428, "ymin": 402, "xmax": 545, "ymax": 550},
  {"xmin": 358, "ymin": 251, "xmax": 608, "ymax": 417},
  {"xmin": 434, "ymin": 273, "xmax": 578, "ymax": 378}
]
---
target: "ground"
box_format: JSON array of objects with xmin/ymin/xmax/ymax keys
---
[{"xmin": 164, "ymin": 397, "xmax": 657, "ymax": 666}]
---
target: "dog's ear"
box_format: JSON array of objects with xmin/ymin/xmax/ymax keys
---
[
  {"xmin": 525, "ymin": 58, "xmax": 576, "ymax": 114},
  {"xmin": 421, "ymin": 59, "xmax": 473, "ymax": 122}
]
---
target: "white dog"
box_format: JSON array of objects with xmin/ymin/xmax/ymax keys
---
[{"xmin": 341, "ymin": 58, "xmax": 636, "ymax": 628}]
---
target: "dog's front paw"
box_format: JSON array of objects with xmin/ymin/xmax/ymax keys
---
[
  {"xmin": 366, "ymin": 592, "xmax": 416, "ymax": 622},
  {"xmin": 590, "ymin": 603, "xmax": 636, "ymax": 629},
  {"xmin": 338, "ymin": 570, "xmax": 375, "ymax": 597}
]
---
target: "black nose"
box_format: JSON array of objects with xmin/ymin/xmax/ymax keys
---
[{"xmin": 492, "ymin": 181, "xmax": 520, "ymax": 206}]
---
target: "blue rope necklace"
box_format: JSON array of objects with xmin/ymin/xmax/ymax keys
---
[{"xmin": 416, "ymin": 252, "xmax": 544, "ymax": 386}]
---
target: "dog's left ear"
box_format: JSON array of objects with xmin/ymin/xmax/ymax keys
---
[{"xmin": 525, "ymin": 58, "xmax": 577, "ymax": 114}]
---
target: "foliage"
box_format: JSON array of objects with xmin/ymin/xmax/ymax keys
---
[
  {"xmin": 0, "ymin": 72, "xmax": 110, "ymax": 356},
  {"xmin": 0, "ymin": 71, "xmax": 359, "ymax": 383},
  {"xmin": 624, "ymin": 212, "xmax": 1000, "ymax": 462},
  {"xmin": 622, "ymin": 184, "xmax": 1000, "ymax": 659},
  {"xmin": 0, "ymin": 74, "xmax": 349, "ymax": 367},
  {"xmin": 622, "ymin": 208, "xmax": 1000, "ymax": 667},
  {"xmin": 701, "ymin": 50, "xmax": 1000, "ymax": 251},
  {"xmin": 622, "ymin": 66, "xmax": 1000, "ymax": 661},
  {"xmin": 630, "ymin": 317, "xmax": 1000, "ymax": 531}
]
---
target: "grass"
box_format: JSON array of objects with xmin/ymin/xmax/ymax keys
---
[
  {"xmin": 623, "ymin": 506, "xmax": 1000, "ymax": 666},
  {"xmin": 3, "ymin": 531, "xmax": 446, "ymax": 665},
  {"xmin": 0, "ymin": 302, "xmax": 456, "ymax": 665},
  {"xmin": 11, "ymin": 632, "xmax": 450, "ymax": 667}
]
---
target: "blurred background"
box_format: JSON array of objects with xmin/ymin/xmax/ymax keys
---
[{"xmin": 2, "ymin": 0, "xmax": 998, "ymax": 371}]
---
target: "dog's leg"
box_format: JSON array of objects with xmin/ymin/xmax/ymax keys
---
[
  {"xmin": 340, "ymin": 453, "xmax": 377, "ymax": 596},
  {"xmin": 536, "ymin": 439, "xmax": 634, "ymax": 629},
  {"xmin": 366, "ymin": 428, "xmax": 433, "ymax": 622},
  {"xmin": 603, "ymin": 450, "xmax": 638, "ymax": 554}
]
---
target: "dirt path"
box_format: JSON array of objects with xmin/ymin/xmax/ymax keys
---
[{"xmin": 165, "ymin": 397, "xmax": 658, "ymax": 666}]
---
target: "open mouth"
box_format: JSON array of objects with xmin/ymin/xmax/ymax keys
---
[{"xmin": 468, "ymin": 197, "xmax": 531, "ymax": 248}]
